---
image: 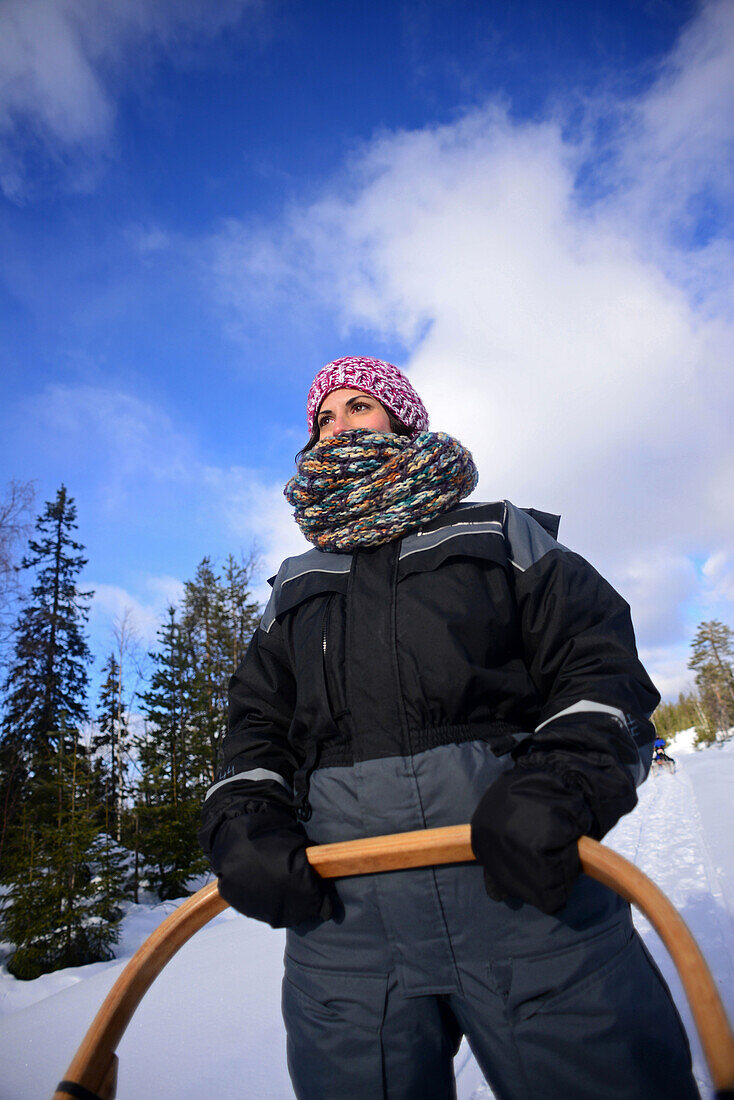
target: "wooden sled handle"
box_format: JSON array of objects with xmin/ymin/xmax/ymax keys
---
[{"xmin": 53, "ymin": 829, "xmax": 734, "ymax": 1099}]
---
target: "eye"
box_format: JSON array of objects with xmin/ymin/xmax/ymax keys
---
[{"xmin": 318, "ymin": 412, "xmax": 334, "ymax": 427}]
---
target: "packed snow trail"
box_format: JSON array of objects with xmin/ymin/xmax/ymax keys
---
[
  {"xmin": 0, "ymin": 735, "xmax": 732, "ymax": 1099},
  {"xmin": 588, "ymin": 745, "xmax": 734, "ymax": 1100}
]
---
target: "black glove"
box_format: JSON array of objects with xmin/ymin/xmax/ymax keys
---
[
  {"xmin": 471, "ymin": 766, "xmax": 596, "ymax": 915},
  {"xmin": 201, "ymin": 804, "xmax": 332, "ymax": 929}
]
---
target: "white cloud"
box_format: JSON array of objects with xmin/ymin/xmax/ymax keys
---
[
  {"xmin": 19, "ymin": 381, "xmax": 306, "ymax": 611},
  {"xmin": 88, "ymin": 574, "xmax": 188, "ymax": 645},
  {"xmin": 613, "ymin": 0, "xmax": 734, "ymax": 244},
  {"xmin": 0, "ymin": 0, "xmax": 264, "ymax": 199},
  {"xmin": 22, "ymin": 383, "xmax": 195, "ymax": 500},
  {"xmin": 89, "ymin": 582, "xmax": 163, "ymax": 645},
  {"xmin": 202, "ymin": 465, "xmax": 309, "ymax": 604},
  {"xmin": 215, "ymin": 101, "xmax": 733, "ymax": 550},
  {"xmin": 612, "ymin": 554, "xmax": 699, "ymax": 649},
  {"xmin": 128, "ymin": 225, "xmax": 171, "ymax": 255},
  {"xmin": 144, "ymin": 573, "xmax": 186, "ymax": 610},
  {"xmin": 638, "ymin": 643, "xmax": 694, "ymax": 702},
  {"xmin": 701, "ymin": 550, "xmax": 734, "ymax": 616},
  {"xmin": 0, "ymin": 1, "xmax": 112, "ymax": 141}
]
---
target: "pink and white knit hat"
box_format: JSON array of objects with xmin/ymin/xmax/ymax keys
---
[{"xmin": 306, "ymin": 356, "xmax": 429, "ymax": 437}]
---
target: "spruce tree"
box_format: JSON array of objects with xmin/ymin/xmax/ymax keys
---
[
  {"xmin": 133, "ymin": 554, "xmax": 259, "ymax": 900},
  {"xmin": 220, "ymin": 552, "xmax": 260, "ymax": 675},
  {"xmin": 182, "ymin": 554, "xmax": 258, "ymax": 786},
  {"xmin": 0, "ymin": 487, "xmax": 124, "ymax": 976},
  {"xmin": 182, "ymin": 557, "xmax": 228, "ymax": 791},
  {"xmin": 1, "ymin": 485, "xmax": 91, "ymax": 875},
  {"xmin": 95, "ymin": 653, "xmax": 129, "ymax": 842},
  {"xmin": 136, "ymin": 607, "xmax": 205, "ymax": 899},
  {"xmin": 2, "ymin": 486, "xmax": 91, "ymax": 756}
]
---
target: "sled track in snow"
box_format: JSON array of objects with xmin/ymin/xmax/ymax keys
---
[
  {"xmin": 631, "ymin": 768, "xmax": 731, "ymax": 962},
  {"xmin": 607, "ymin": 765, "xmax": 734, "ymax": 1098}
]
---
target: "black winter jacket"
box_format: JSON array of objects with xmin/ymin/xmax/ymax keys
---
[{"xmin": 200, "ymin": 500, "xmax": 658, "ymax": 849}]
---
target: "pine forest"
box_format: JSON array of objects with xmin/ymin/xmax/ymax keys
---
[{"xmin": 0, "ymin": 484, "xmax": 260, "ymax": 979}]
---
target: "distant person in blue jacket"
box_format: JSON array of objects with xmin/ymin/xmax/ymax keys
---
[{"xmin": 653, "ymin": 737, "xmax": 676, "ymax": 771}]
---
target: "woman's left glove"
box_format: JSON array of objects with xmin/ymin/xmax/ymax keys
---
[
  {"xmin": 202, "ymin": 804, "xmax": 332, "ymax": 929},
  {"xmin": 470, "ymin": 766, "xmax": 596, "ymax": 915}
]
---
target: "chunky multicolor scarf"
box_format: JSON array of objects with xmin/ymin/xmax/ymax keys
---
[{"xmin": 284, "ymin": 430, "xmax": 478, "ymax": 552}]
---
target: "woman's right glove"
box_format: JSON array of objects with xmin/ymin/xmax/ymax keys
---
[{"xmin": 199, "ymin": 802, "xmax": 332, "ymax": 929}]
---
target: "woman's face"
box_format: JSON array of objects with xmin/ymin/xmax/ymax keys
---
[{"xmin": 316, "ymin": 388, "xmax": 392, "ymax": 440}]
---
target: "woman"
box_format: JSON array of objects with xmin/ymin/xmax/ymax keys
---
[{"xmin": 200, "ymin": 357, "xmax": 697, "ymax": 1099}]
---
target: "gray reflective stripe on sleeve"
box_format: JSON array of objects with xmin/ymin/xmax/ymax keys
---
[
  {"xmin": 535, "ymin": 699, "xmax": 629, "ymax": 733},
  {"xmin": 204, "ymin": 769, "xmax": 292, "ymax": 802},
  {"xmin": 400, "ymin": 521, "xmax": 503, "ymax": 560},
  {"xmin": 535, "ymin": 700, "xmax": 646, "ymax": 786}
]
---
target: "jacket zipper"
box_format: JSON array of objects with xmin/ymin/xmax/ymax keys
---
[{"xmin": 295, "ymin": 597, "xmax": 331, "ymax": 822}]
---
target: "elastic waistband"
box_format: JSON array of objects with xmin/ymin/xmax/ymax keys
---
[{"xmin": 317, "ymin": 719, "xmax": 525, "ymax": 769}]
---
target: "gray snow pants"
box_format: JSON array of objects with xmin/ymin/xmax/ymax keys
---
[
  {"xmin": 281, "ymin": 746, "xmax": 699, "ymax": 1099},
  {"xmin": 282, "ymin": 907, "xmax": 698, "ymax": 1100}
]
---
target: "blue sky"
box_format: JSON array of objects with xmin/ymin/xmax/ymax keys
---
[{"xmin": 1, "ymin": 0, "xmax": 732, "ymax": 700}]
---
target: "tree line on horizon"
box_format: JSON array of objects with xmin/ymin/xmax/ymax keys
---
[
  {"xmin": 0, "ymin": 482, "xmax": 732, "ymax": 980},
  {"xmin": 653, "ymin": 621, "xmax": 734, "ymax": 746}
]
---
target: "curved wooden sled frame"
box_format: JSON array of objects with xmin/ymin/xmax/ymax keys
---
[{"xmin": 53, "ymin": 830, "xmax": 734, "ymax": 1100}]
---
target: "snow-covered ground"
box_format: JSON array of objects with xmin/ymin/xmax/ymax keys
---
[{"xmin": 1, "ymin": 732, "xmax": 732, "ymax": 1099}]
